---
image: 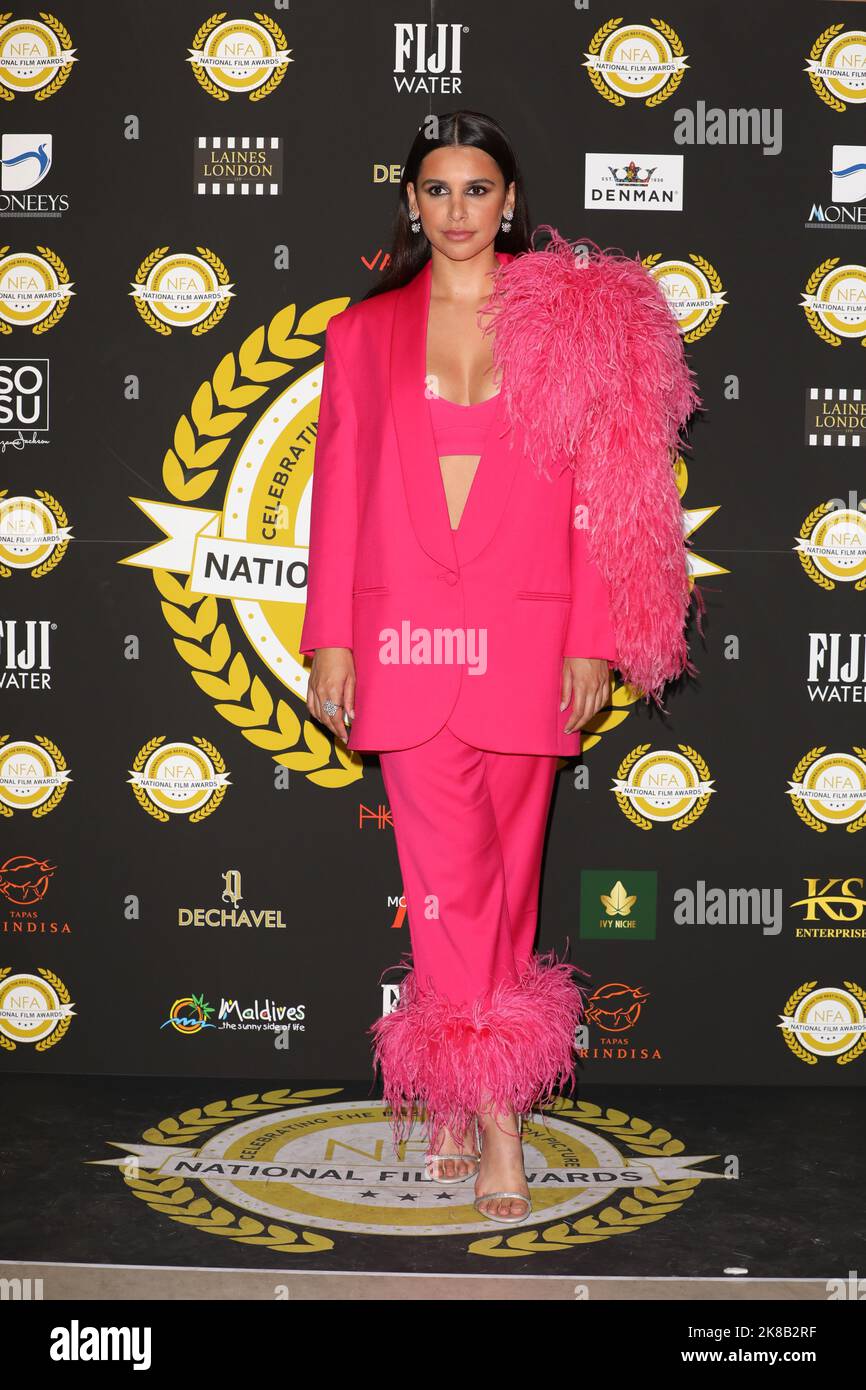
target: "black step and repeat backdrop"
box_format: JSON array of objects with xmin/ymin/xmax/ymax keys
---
[{"xmin": 1, "ymin": 0, "xmax": 864, "ymax": 1087}]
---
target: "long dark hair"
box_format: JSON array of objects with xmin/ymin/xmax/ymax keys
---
[{"xmin": 363, "ymin": 109, "xmax": 533, "ymax": 301}]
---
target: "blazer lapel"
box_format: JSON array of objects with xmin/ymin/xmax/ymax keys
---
[{"xmin": 390, "ymin": 249, "xmax": 522, "ymax": 572}]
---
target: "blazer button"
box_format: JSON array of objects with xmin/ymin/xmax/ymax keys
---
[{"xmin": 445, "ymin": 572, "xmax": 458, "ymax": 586}]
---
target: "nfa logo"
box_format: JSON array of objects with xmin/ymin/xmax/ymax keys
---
[
  {"xmin": 0, "ymin": 246, "xmax": 73, "ymax": 332},
  {"xmin": 584, "ymin": 18, "xmax": 689, "ymax": 106},
  {"xmin": 778, "ymin": 982, "xmax": 866, "ymax": 1065},
  {"xmin": 0, "ymin": 966, "xmax": 74, "ymax": 1049},
  {"xmin": 120, "ymin": 290, "xmax": 364, "ymax": 790},
  {"xmin": 806, "ymin": 25, "xmax": 866, "ymax": 111},
  {"xmin": 0, "ymin": 733, "xmax": 70, "ymax": 815},
  {"xmin": 93, "ymin": 1089, "xmax": 727, "ymax": 1252},
  {"xmin": 795, "ymin": 502, "xmax": 866, "ymax": 588},
  {"xmin": 787, "ymin": 747, "xmax": 866, "ymax": 832},
  {"xmin": 800, "ymin": 259, "xmax": 866, "ymax": 345},
  {"xmin": 0, "ymin": 492, "xmax": 71, "ymax": 576},
  {"xmin": 612, "ymin": 745, "xmax": 716, "ymax": 830},
  {"xmin": 187, "ymin": 14, "xmax": 292, "ymax": 100},
  {"xmin": 0, "ymin": 13, "xmax": 77, "ymax": 100},
  {"xmin": 642, "ymin": 252, "xmax": 727, "ymax": 341},
  {"xmin": 129, "ymin": 247, "xmax": 234, "ymax": 335},
  {"xmin": 127, "ymin": 736, "xmax": 230, "ymax": 823}
]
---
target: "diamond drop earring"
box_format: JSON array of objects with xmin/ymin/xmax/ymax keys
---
[
  {"xmin": 410, "ymin": 208, "xmax": 422, "ymax": 234},
  {"xmin": 501, "ymin": 210, "xmax": 513, "ymax": 234}
]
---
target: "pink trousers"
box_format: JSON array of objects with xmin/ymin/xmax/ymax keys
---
[{"xmin": 368, "ymin": 721, "xmax": 588, "ymax": 1156}]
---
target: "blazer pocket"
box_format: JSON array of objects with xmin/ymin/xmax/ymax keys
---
[
  {"xmin": 352, "ymin": 584, "xmax": 391, "ymax": 596},
  {"xmin": 515, "ymin": 589, "xmax": 572, "ymax": 602}
]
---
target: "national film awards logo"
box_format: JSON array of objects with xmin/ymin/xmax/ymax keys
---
[
  {"xmin": 187, "ymin": 13, "xmax": 292, "ymax": 100},
  {"xmin": 795, "ymin": 502, "xmax": 866, "ymax": 589},
  {"xmin": 0, "ymin": 245, "xmax": 73, "ymax": 332},
  {"xmin": 612, "ymin": 745, "xmax": 715, "ymax": 830},
  {"xmin": 787, "ymin": 747, "xmax": 866, "ymax": 832},
  {"xmin": 0, "ymin": 966, "xmax": 74, "ymax": 1050},
  {"xmin": 0, "ymin": 490, "xmax": 71, "ymax": 578},
  {"xmin": 805, "ymin": 25, "xmax": 866, "ymax": 111},
  {"xmin": 642, "ymin": 252, "xmax": 726, "ymax": 342},
  {"xmin": 0, "ymin": 11, "xmax": 77, "ymax": 100},
  {"xmin": 121, "ymin": 291, "xmax": 362, "ymax": 790},
  {"xmin": 801, "ymin": 259, "xmax": 866, "ymax": 345},
  {"xmin": 778, "ymin": 981, "xmax": 866, "ymax": 1066},
  {"xmin": 0, "ymin": 733, "xmax": 70, "ymax": 816},
  {"xmin": 130, "ymin": 247, "xmax": 234, "ymax": 335},
  {"xmin": 128, "ymin": 736, "xmax": 231, "ymax": 823},
  {"xmin": 93, "ymin": 1089, "xmax": 727, "ymax": 1257},
  {"xmin": 583, "ymin": 18, "xmax": 689, "ymax": 106}
]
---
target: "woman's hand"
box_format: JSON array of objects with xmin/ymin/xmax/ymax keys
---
[
  {"xmin": 307, "ymin": 647, "xmax": 356, "ymax": 741},
  {"xmin": 560, "ymin": 656, "xmax": 610, "ymax": 735}
]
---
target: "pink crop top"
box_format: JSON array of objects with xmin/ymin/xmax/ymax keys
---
[{"xmin": 426, "ymin": 387, "xmax": 500, "ymax": 455}]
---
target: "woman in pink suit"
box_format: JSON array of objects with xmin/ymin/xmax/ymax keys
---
[{"xmin": 300, "ymin": 111, "xmax": 701, "ymax": 1223}]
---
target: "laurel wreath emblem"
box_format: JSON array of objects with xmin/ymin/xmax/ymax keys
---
[
  {"xmin": 129, "ymin": 734, "xmax": 228, "ymax": 823},
  {"xmin": 788, "ymin": 746, "xmax": 866, "ymax": 833},
  {"xmin": 612, "ymin": 743, "xmax": 712, "ymax": 830},
  {"xmin": 796, "ymin": 500, "xmax": 866, "ymax": 592},
  {"xmin": 806, "ymin": 25, "xmax": 847, "ymax": 113},
  {"xmin": 0, "ymin": 11, "xmax": 75, "ymax": 102},
  {"xmin": 641, "ymin": 252, "xmax": 724, "ymax": 343},
  {"xmin": 117, "ymin": 1089, "xmax": 703, "ymax": 1258},
  {"xmin": 0, "ymin": 488, "xmax": 69, "ymax": 578},
  {"xmin": 800, "ymin": 257, "xmax": 866, "ymax": 347},
  {"xmin": 131, "ymin": 246, "xmax": 232, "ymax": 336},
  {"xmin": 189, "ymin": 11, "xmax": 290, "ymax": 103},
  {"xmin": 0, "ymin": 965, "xmax": 73, "ymax": 1051},
  {"xmin": 0, "ymin": 732, "xmax": 68, "ymax": 818},
  {"xmin": 0, "ymin": 244, "xmax": 72, "ymax": 334},
  {"xmin": 779, "ymin": 980, "xmax": 866, "ymax": 1066},
  {"xmin": 586, "ymin": 17, "xmax": 686, "ymax": 108}
]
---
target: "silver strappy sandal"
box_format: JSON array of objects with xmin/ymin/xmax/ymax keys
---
[
  {"xmin": 472, "ymin": 1112, "xmax": 532, "ymax": 1223},
  {"xmin": 424, "ymin": 1122, "xmax": 481, "ymax": 1184}
]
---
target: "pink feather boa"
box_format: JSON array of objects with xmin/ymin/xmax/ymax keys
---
[
  {"xmin": 368, "ymin": 947, "xmax": 588, "ymax": 1156},
  {"xmin": 481, "ymin": 224, "xmax": 705, "ymax": 708}
]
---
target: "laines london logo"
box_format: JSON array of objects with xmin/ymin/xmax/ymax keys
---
[
  {"xmin": 787, "ymin": 747, "xmax": 866, "ymax": 832},
  {"xmin": 0, "ymin": 491, "xmax": 72, "ymax": 577},
  {"xmin": 778, "ymin": 981, "xmax": 866, "ymax": 1065},
  {"xmin": 0, "ymin": 965, "xmax": 74, "ymax": 1050},
  {"xmin": 583, "ymin": 18, "xmax": 689, "ymax": 106},
  {"xmin": 805, "ymin": 25, "xmax": 866, "ymax": 111},
  {"xmin": 612, "ymin": 745, "xmax": 715, "ymax": 829},
  {"xmin": 187, "ymin": 13, "xmax": 292, "ymax": 100},
  {"xmin": 0, "ymin": 12, "xmax": 77, "ymax": 100},
  {"xmin": 642, "ymin": 252, "xmax": 726, "ymax": 342},
  {"xmin": 795, "ymin": 501, "xmax": 866, "ymax": 588},
  {"xmin": 92, "ymin": 1089, "xmax": 726, "ymax": 1254},
  {"xmin": 129, "ymin": 247, "xmax": 234, "ymax": 335},
  {"xmin": 127, "ymin": 736, "xmax": 231, "ymax": 823},
  {"xmin": 120, "ymin": 288, "xmax": 363, "ymax": 789}
]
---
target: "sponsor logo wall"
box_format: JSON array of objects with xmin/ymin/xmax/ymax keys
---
[{"xmin": 0, "ymin": 2, "xmax": 862, "ymax": 1085}]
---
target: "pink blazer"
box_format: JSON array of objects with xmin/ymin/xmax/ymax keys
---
[{"xmin": 298, "ymin": 250, "xmax": 618, "ymax": 756}]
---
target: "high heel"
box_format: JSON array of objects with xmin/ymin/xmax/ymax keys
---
[
  {"xmin": 424, "ymin": 1121, "xmax": 481, "ymax": 1184},
  {"xmin": 472, "ymin": 1111, "xmax": 532, "ymax": 1224}
]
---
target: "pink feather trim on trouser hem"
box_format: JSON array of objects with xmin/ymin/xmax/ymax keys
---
[{"xmin": 368, "ymin": 946, "xmax": 588, "ymax": 1157}]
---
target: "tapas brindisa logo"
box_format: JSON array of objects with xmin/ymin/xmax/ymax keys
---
[
  {"xmin": 806, "ymin": 25, "xmax": 866, "ymax": 112},
  {"xmin": 0, "ymin": 11, "xmax": 77, "ymax": 99},
  {"xmin": 584, "ymin": 18, "xmax": 689, "ymax": 106},
  {"xmin": 0, "ymin": 245, "xmax": 73, "ymax": 332},
  {"xmin": 642, "ymin": 252, "xmax": 726, "ymax": 342},
  {"xmin": 187, "ymin": 13, "xmax": 292, "ymax": 100},
  {"xmin": 0, "ymin": 490, "xmax": 72, "ymax": 577},
  {"xmin": 787, "ymin": 747, "xmax": 866, "ymax": 832},
  {"xmin": 92, "ymin": 1090, "xmax": 727, "ymax": 1255},
  {"xmin": 128, "ymin": 736, "xmax": 230, "ymax": 823},
  {"xmin": 120, "ymin": 292, "xmax": 363, "ymax": 790},
  {"xmin": 0, "ymin": 733, "xmax": 70, "ymax": 816},
  {"xmin": 612, "ymin": 745, "xmax": 715, "ymax": 829},
  {"xmin": 795, "ymin": 502, "xmax": 866, "ymax": 589},
  {"xmin": 801, "ymin": 258, "xmax": 866, "ymax": 345},
  {"xmin": 0, "ymin": 966, "xmax": 74, "ymax": 1050},
  {"xmin": 130, "ymin": 247, "xmax": 234, "ymax": 335},
  {"xmin": 778, "ymin": 981, "xmax": 866, "ymax": 1066}
]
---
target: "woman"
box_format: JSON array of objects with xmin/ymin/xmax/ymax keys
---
[{"xmin": 300, "ymin": 110, "xmax": 702, "ymax": 1223}]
